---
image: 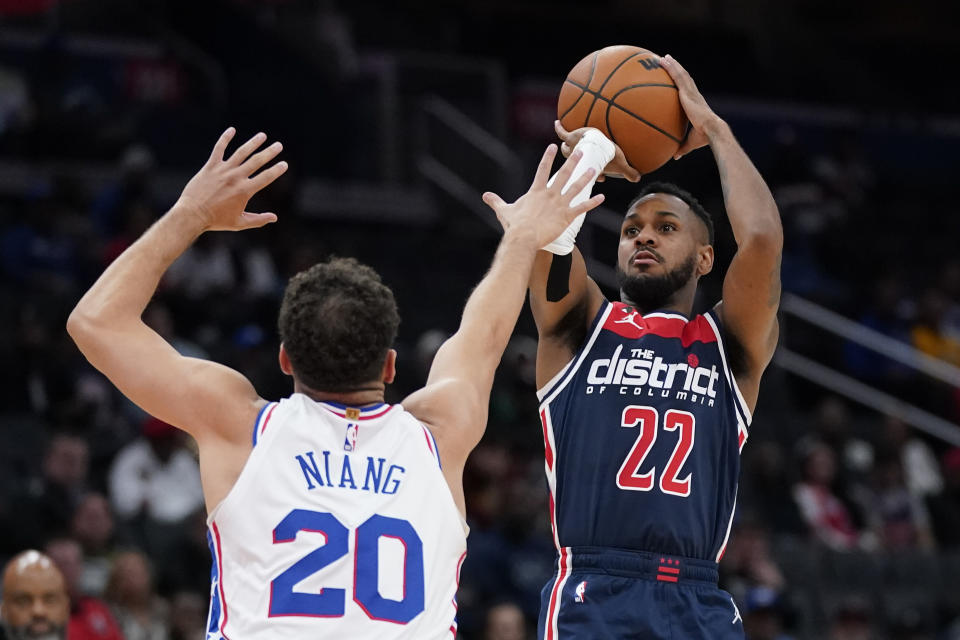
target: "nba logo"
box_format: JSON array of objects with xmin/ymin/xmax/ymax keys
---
[
  {"xmin": 574, "ymin": 580, "xmax": 587, "ymax": 603},
  {"xmin": 343, "ymin": 423, "xmax": 359, "ymax": 451}
]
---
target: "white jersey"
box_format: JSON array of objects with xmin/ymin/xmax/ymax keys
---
[{"xmin": 206, "ymin": 394, "xmax": 467, "ymax": 639}]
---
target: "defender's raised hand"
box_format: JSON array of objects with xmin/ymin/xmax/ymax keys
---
[
  {"xmin": 481, "ymin": 144, "xmax": 605, "ymax": 248},
  {"xmin": 176, "ymin": 128, "xmax": 289, "ymax": 231},
  {"xmin": 660, "ymin": 54, "xmax": 725, "ymax": 160}
]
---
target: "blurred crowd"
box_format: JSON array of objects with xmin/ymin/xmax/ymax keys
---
[{"xmin": 3, "ymin": 3, "xmax": 960, "ymax": 640}]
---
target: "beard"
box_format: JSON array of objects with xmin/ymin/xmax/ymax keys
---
[
  {"xmin": 616, "ymin": 254, "xmax": 697, "ymax": 312},
  {"xmin": 2, "ymin": 621, "xmax": 66, "ymax": 640}
]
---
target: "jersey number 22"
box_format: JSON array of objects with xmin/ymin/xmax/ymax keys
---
[{"xmin": 616, "ymin": 406, "xmax": 695, "ymax": 497}]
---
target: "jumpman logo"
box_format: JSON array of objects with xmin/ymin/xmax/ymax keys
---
[
  {"xmin": 731, "ymin": 598, "xmax": 742, "ymax": 624},
  {"xmin": 614, "ymin": 310, "xmax": 643, "ymax": 331}
]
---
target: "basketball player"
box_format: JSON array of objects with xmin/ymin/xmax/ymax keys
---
[
  {"xmin": 66, "ymin": 129, "xmax": 604, "ymax": 639},
  {"xmin": 529, "ymin": 55, "xmax": 782, "ymax": 638}
]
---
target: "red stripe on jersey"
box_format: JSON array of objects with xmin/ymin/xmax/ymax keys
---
[
  {"xmin": 658, "ymin": 567, "xmax": 680, "ymax": 575},
  {"xmin": 259, "ymin": 403, "xmax": 278, "ymax": 436},
  {"xmin": 421, "ymin": 426, "xmax": 435, "ymax": 454},
  {"xmin": 738, "ymin": 427, "xmax": 747, "ymax": 451},
  {"xmin": 361, "ymin": 405, "xmax": 394, "ymax": 420},
  {"xmin": 540, "ymin": 410, "xmax": 554, "ymax": 471},
  {"xmin": 656, "ymin": 574, "xmax": 679, "ymax": 583},
  {"xmin": 211, "ymin": 522, "xmax": 232, "ymax": 640},
  {"xmin": 602, "ymin": 302, "xmax": 718, "ymax": 347},
  {"xmin": 546, "ymin": 548, "xmax": 570, "ymax": 640}
]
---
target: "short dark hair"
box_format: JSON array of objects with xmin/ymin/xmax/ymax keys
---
[
  {"xmin": 628, "ymin": 181, "xmax": 714, "ymax": 244},
  {"xmin": 278, "ymin": 257, "xmax": 400, "ymax": 392}
]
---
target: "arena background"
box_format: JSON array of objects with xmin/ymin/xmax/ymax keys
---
[{"xmin": 1, "ymin": 1, "xmax": 959, "ymax": 638}]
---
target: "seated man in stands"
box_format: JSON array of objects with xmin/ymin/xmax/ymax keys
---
[{"xmin": 1, "ymin": 550, "xmax": 69, "ymax": 640}]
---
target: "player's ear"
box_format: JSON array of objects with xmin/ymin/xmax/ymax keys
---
[
  {"xmin": 697, "ymin": 245, "xmax": 714, "ymax": 277},
  {"xmin": 382, "ymin": 349, "xmax": 397, "ymax": 385},
  {"xmin": 278, "ymin": 343, "xmax": 294, "ymax": 376}
]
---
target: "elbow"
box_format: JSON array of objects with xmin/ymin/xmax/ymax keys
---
[{"xmin": 66, "ymin": 306, "xmax": 102, "ymax": 347}]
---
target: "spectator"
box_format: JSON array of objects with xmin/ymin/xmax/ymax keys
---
[
  {"xmin": 11, "ymin": 433, "xmax": 89, "ymax": 549},
  {"xmin": 928, "ymin": 448, "xmax": 960, "ymax": 548},
  {"xmin": 864, "ymin": 452, "xmax": 935, "ymax": 551},
  {"xmin": 1, "ymin": 550, "xmax": 69, "ymax": 640},
  {"xmin": 738, "ymin": 441, "xmax": 806, "ymax": 535},
  {"xmin": 44, "ymin": 537, "xmax": 123, "ymax": 640},
  {"xmin": 70, "ymin": 492, "xmax": 117, "ymax": 597},
  {"xmin": 105, "ymin": 551, "xmax": 168, "ymax": 640},
  {"xmin": 108, "ymin": 417, "xmax": 204, "ymax": 556},
  {"xmin": 881, "ymin": 417, "xmax": 943, "ymax": 499},
  {"xmin": 792, "ymin": 440, "xmax": 863, "ymax": 551},
  {"xmin": 911, "ymin": 288, "xmax": 960, "ymax": 366},
  {"xmin": 827, "ymin": 596, "xmax": 875, "ymax": 640},
  {"xmin": 719, "ymin": 517, "xmax": 786, "ymax": 597},
  {"xmin": 741, "ymin": 586, "xmax": 796, "ymax": 640},
  {"xmin": 484, "ymin": 601, "xmax": 528, "ymax": 640},
  {"xmin": 166, "ymin": 591, "xmax": 205, "ymax": 640}
]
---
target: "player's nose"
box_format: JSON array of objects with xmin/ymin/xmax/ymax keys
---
[{"xmin": 636, "ymin": 225, "xmax": 657, "ymax": 245}]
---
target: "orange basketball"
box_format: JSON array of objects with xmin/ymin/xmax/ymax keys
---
[{"xmin": 557, "ymin": 45, "xmax": 688, "ymax": 175}]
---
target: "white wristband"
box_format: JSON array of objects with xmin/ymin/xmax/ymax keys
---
[{"xmin": 541, "ymin": 129, "xmax": 616, "ymax": 255}]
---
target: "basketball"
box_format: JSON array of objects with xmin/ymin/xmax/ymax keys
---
[{"xmin": 557, "ymin": 45, "xmax": 689, "ymax": 175}]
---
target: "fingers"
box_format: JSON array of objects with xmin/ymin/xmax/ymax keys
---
[
  {"xmin": 241, "ymin": 141, "xmax": 283, "ymax": 177},
  {"xmin": 227, "ymin": 131, "xmax": 267, "ymax": 166},
  {"xmin": 571, "ymin": 193, "xmax": 605, "ymax": 217},
  {"xmin": 248, "ymin": 160, "xmax": 289, "ymax": 192},
  {"xmin": 622, "ymin": 162, "xmax": 642, "ymax": 183},
  {"xmin": 209, "ymin": 127, "xmax": 236, "ymax": 163},
  {"xmin": 239, "ymin": 212, "xmax": 278, "ymax": 229},
  {"xmin": 560, "ymin": 141, "xmax": 573, "ymax": 158},
  {"xmin": 561, "ymin": 164, "xmax": 597, "ymax": 203},
  {"xmin": 554, "ymin": 120, "xmax": 571, "ymax": 140},
  {"xmin": 482, "ymin": 191, "xmax": 507, "ymax": 212},
  {"xmin": 549, "ymin": 148, "xmax": 584, "ymax": 192},
  {"xmin": 660, "ymin": 54, "xmax": 695, "ymax": 93},
  {"xmin": 532, "ymin": 144, "xmax": 559, "ymax": 187}
]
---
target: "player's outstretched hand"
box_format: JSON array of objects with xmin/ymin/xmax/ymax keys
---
[
  {"xmin": 175, "ymin": 128, "xmax": 289, "ymax": 232},
  {"xmin": 554, "ymin": 121, "xmax": 640, "ymax": 183},
  {"xmin": 481, "ymin": 144, "xmax": 605, "ymax": 247},
  {"xmin": 660, "ymin": 55, "xmax": 725, "ymax": 160}
]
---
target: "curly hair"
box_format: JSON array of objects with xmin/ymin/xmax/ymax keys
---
[
  {"xmin": 629, "ymin": 181, "xmax": 714, "ymax": 244},
  {"xmin": 278, "ymin": 257, "xmax": 400, "ymax": 392}
]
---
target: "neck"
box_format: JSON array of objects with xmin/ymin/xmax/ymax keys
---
[
  {"xmin": 293, "ymin": 381, "xmax": 386, "ymax": 407},
  {"xmin": 622, "ymin": 282, "xmax": 698, "ymax": 316}
]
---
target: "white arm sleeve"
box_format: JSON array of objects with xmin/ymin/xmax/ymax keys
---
[{"xmin": 541, "ymin": 129, "xmax": 616, "ymax": 255}]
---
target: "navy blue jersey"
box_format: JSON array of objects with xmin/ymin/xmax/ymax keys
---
[{"xmin": 537, "ymin": 301, "xmax": 750, "ymax": 562}]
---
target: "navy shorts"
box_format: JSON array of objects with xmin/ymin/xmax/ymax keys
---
[{"xmin": 537, "ymin": 547, "xmax": 744, "ymax": 640}]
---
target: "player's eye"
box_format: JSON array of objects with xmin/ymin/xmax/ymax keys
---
[
  {"xmin": 624, "ymin": 227, "xmax": 638, "ymax": 236},
  {"xmin": 660, "ymin": 224, "xmax": 676, "ymax": 233}
]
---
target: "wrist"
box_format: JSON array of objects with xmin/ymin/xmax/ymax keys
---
[
  {"xmin": 502, "ymin": 227, "xmax": 540, "ymax": 252},
  {"xmin": 703, "ymin": 116, "xmax": 731, "ymax": 142},
  {"xmin": 167, "ymin": 201, "xmax": 212, "ymax": 238}
]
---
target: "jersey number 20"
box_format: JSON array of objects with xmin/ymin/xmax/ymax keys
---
[
  {"xmin": 616, "ymin": 406, "xmax": 695, "ymax": 496},
  {"xmin": 270, "ymin": 509, "xmax": 424, "ymax": 623}
]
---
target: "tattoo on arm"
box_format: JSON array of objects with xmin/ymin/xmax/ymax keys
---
[
  {"xmin": 767, "ymin": 252, "xmax": 782, "ymax": 308},
  {"xmin": 546, "ymin": 253, "xmax": 573, "ymax": 302}
]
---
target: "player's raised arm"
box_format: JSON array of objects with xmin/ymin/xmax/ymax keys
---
[
  {"xmin": 528, "ymin": 123, "xmax": 640, "ymax": 387},
  {"xmin": 662, "ymin": 55, "xmax": 783, "ymax": 407},
  {"xmin": 67, "ymin": 128, "xmax": 288, "ymax": 445},
  {"xmin": 403, "ymin": 145, "xmax": 604, "ymax": 509}
]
